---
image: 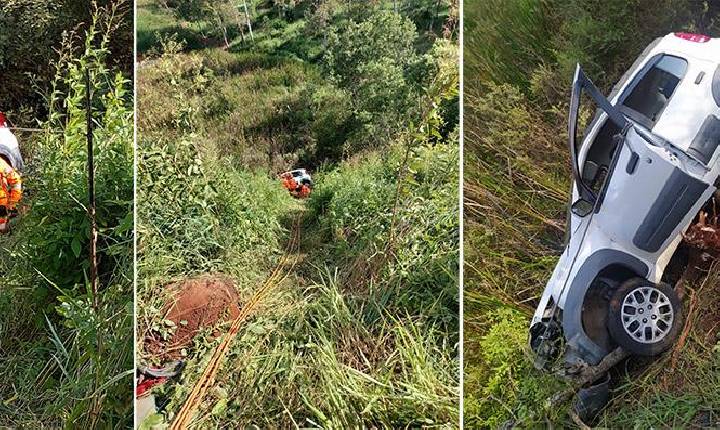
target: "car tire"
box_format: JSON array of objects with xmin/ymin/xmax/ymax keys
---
[{"xmin": 607, "ymin": 278, "xmax": 683, "ymax": 356}]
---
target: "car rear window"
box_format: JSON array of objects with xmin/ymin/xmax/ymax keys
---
[{"xmin": 622, "ymin": 55, "xmax": 688, "ymax": 126}]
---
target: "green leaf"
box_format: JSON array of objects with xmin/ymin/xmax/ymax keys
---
[
  {"xmin": 211, "ymin": 398, "xmax": 228, "ymax": 416},
  {"xmin": 71, "ymin": 237, "xmax": 82, "ymax": 258}
]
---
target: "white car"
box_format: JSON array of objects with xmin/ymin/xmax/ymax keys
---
[
  {"xmin": 530, "ymin": 32, "xmax": 720, "ymax": 371},
  {"xmin": 288, "ymin": 169, "xmax": 312, "ymax": 188}
]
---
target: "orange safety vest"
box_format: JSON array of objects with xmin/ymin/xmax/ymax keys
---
[
  {"xmin": 281, "ymin": 175, "xmax": 297, "ymax": 191},
  {"xmin": 0, "ymin": 157, "xmax": 22, "ymax": 209}
]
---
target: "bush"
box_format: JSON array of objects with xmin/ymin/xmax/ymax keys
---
[
  {"xmin": 308, "ymin": 141, "xmax": 459, "ymax": 331},
  {"xmin": 19, "ymin": 69, "xmax": 133, "ymax": 288},
  {"xmin": 0, "ymin": 8, "xmax": 133, "ymax": 427},
  {"xmin": 0, "ymin": 0, "xmax": 133, "ymax": 116},
  {"xmin": 323, "ymin": 9, "xmax": 429, "ymax": 148},
  {"xmin": 138, "ymin": 134, "xmax": 291, "ymax": 279},
  {"xmin": 464, "ymin": 307, "xmax": 565, "ymax": 428}
]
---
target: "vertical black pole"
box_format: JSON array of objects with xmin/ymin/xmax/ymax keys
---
[{"xmin": 86, "ymin": 67, "xmax": 98, "ymax": 307}]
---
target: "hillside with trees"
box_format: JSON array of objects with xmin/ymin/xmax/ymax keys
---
[{"xmin": 137, "ymin": 0, "xmax": 460, "ymax": 427}]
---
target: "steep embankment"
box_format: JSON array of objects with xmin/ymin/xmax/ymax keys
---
[
  {"xmin": 464, "ymin": 0, "xmax": 720, "ymax": 428},
  {"xmin": 137, "ymin": 1, "xmax": 459, "ymax": 426},
  {"xmin": 138, "ymin": 130, "xmax": 460, "ymax": 427}
]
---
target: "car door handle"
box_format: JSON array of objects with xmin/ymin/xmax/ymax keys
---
[{"xmin": 626, "ymin": 152, "xmax": 639, "ymax": 174}]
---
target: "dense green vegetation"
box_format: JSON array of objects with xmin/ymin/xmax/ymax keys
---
[
  {"xmin": 137, "ymin": 0, "xmax": 459, "ymax": 427},
  {"xmin": 464, "ymin": 0, "xmax": 720, "ymax": 428},
  {"xmin": 0, "ymin": 0, "xmax": 133, "ymax": 122},
  {"xmin": 0, "ymin": 3, "xmax": 133, "ymax": 428}
]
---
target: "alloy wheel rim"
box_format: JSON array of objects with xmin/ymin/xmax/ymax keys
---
[{"xmin": 620, "ymin": 286, "xmax": 674, "ymax": 344}]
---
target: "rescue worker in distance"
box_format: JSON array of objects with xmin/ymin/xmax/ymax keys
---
[
  {"xmin": 280, "ymin": 169, "xmax": 313, "ymax": 198},
  {"xmin": 0, "ymin": 112, "xmax": 23, "ymax": 234}
]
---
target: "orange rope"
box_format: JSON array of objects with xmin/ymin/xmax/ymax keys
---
[{"xmin": 169, "ymin": 215, "xmax": 301, "ymax": 429}]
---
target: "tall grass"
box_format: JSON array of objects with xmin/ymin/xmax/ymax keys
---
[
  {"xmin": 464, "ymin": 0, "xmax": 720, "ymax": 426},
  {"xmin": 151, "ymin": 271, "xmax": 458, "ymax": 428},
  {"xmin": 464, "ymin": 0, "xmax": 551, "ymax": 90}
]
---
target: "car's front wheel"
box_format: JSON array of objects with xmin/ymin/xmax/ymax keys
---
[{"xmin": 607, "ymin": 278, "xmax": 683, "ymax": 356}]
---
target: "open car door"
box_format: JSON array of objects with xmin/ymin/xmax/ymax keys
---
[{"xmin": 568, "ymin": 64, "xmax": 711, "ymax": 256}]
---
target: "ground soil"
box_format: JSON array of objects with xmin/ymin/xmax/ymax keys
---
[{"xmin": 146, "ymin": 275, "xmax": 241, "ymax": 360}]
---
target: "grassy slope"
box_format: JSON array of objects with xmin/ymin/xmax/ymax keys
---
[
  {"xmin": 464, "ymin": 0, "xmax": 720, "ymax": 428},
  {"xmin": 137, "ymin": 2, "xmax": 459, "ymax": 427},
  {"xmin": 137, "ymin": 0, "xmax": 212, "ymax": 54}
]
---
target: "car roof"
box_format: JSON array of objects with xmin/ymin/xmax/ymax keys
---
[
  {"xmin": 623, "ymin": 33, "xmax": 720, "ymax": 151},
  {"xmin": 651, "ymin": 33, "xmax": 720, "ymax": 63}
]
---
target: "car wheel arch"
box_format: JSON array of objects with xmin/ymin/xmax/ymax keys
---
[{"xmin": 562, "ymin": 250, "xmax": 649, "ymax": 365}]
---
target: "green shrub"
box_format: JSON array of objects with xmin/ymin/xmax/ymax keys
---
[
  {"xmin": 3, "ymin": 10, "xmax": 133, "ymax": 290},
  {"xmin": 0, "ymin": 8, "xmax": 133, "ymax": 427},
  {"xmin": 0, "ymin": 0, "xmax": 133, "ymax": 115},
  {"xmin": 323, "ymin": 8, "xmax": 431, "ymax": 149},
  {"xmin": 307, "ymin": 141, "xmax": 459, "ymax": 331},
  {"xmin": 464, "ymin": 307, "xmax": 565, "ymax": 428},
  {"xmin": 138, "ymin": 133, "xmax": 292, "ymax": 280}
]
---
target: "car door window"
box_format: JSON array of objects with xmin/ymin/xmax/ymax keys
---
[
  {"xmin": 568, "ymin": 66, "xmax": 630, "ymax": 207},
  {"xmin": 581, "ymin": 120, "xmax": 621, "ymax": 193},
  {"xmin": 621, "ymin": 55, "xmax": 688, "ymax": 127}
]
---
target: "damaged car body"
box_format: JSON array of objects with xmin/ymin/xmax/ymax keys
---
[{"xmin": 530, "ymin": 32, "xmax": 720, "ymax": 375}]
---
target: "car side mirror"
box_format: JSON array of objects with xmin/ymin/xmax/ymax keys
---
[{"xmin": 571, "ymin": 199, "xmax": 594, "ymax": 217}]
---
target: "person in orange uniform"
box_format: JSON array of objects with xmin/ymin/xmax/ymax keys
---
[
  {"xmin": 280, "ymin": 172, "xmax": 297, "ymax": 193},
  {"xmin": 0, "ymin": 112, "xmax": 24, "ymax": 234},
  {"xmin": 0, "ymin": 157, "xmax": 22, "ymax": 233},
  {"xmin": 279, "ymin": 169, "xmax": 312, "ymax": 198}
]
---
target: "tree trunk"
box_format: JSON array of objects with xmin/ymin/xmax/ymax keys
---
[
  {"xmin": 212, "ymin": 7, "xmax": 230, "ymax": 49},
  {"xmin": 430, "ymin": 0, "xmax": 442, "ymax": 32},
  {"xmin": 222, "ymin": 24, "xmax": 230, "ymax": 49},
  {"xmin": 243, "ymin": 0, "xmax": 254, "ymax": 42}
]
